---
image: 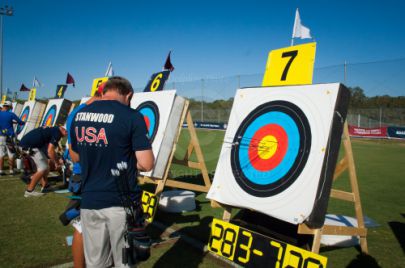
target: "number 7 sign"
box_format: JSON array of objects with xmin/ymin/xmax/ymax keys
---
[{"xmin": 262, "ymin": 42, "xmax": 316, "ymax": 86}]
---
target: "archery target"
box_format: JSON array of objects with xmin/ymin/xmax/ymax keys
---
[
  {"xmin": 41, "ymin": 105, "xmax": 57, "ymax": 126},
  {"xmin": 12, "ymin": 102, "xmax": 23, "ymax": 117},
  {"xmin": 207, "ymin": 83, "xmax": 349, "ymax": 225},
  {"xmin": 131, "ymin": 90, "xmax": 186, "ymax": 178},
  {"xmin": 16, "ymin": 106, "xmax": 30, "ymax": 135},
  {"xmin": 16, "ymin": 101, "xmax": 46, "ymax": 140},
  {"xmin": 231, "ymin": 100, "xmax": 311, "ymax": 197},
  {"xmin": 40, "ymin": 99, "xmax": 72, "ymax": 127},
  {"xmin": 136, "ymin": 101, "xmax": 160, "ymax": 143}
]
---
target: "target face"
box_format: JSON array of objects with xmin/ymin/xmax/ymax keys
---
[
  {"xmin": 41, "ymin": 105, "xmax": 57, "ymax": 127},
  {"xmin": 231, "ymin": 101, "xmax": 311, "ymax": 197},
  {"xmin": 130, "ymin": 90, "xmax": 185, "ymax": 179},
  {"xmin": 16, "ymin": 106, "xmax": 30, "ymax": 135},
  {"xmin": 207, "ymin": 84, "xmax": 348, "ymax": 225},
  {"xmin": 136, "ymin": 101, "xmax": 160, "ymax": 143}
]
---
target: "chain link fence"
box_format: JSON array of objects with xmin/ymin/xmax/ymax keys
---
[{"xmin": 137, "ymin": 58, "xmax": 405, "ymax": 127}]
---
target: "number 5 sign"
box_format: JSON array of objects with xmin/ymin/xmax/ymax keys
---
[
  {"xmin": 91, "ymin": 77, "xmax": 109, "ymax": 96},
  {"xmin": 262, "ymin": 42, "xmax": 316, "ymax": 86}
]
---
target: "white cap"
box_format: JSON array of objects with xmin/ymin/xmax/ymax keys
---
[{"xmin": 3, "ymin": 100, "xmax": 12, "ymax": 106}]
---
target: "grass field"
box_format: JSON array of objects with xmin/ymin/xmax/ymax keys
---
[{"xmin": 0, "ymin": 129, "xmax": 404, "ymax": 267}]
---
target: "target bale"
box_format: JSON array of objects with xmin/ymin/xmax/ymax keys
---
[
  {"xmin": 131, "ymin": 90, "xmax": 186, "ymax": 179},
  {"xmin": 207, "ymin": 83, "xmax": 350, "ymax": 228},
  {"xmin": 40, "ymin": 98, "xmax": 72, "ymax": 127},
  {"xmin": 16, "ymin": 101, "xmax": 46, "ymax": 140}
]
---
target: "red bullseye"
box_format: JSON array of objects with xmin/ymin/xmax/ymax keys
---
[
  {"xmin": 144, "ymin": 115, "xmax": 150, "ymax": 131},
  {"xmin": 248, "ymin": 124, "xmax": 288, "ymax": 171}
]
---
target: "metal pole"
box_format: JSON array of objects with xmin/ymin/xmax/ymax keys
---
[
  {"xmin": 0, "ymin": 6, "xmax": 14, "ymax": 98},
  {"xmin": 0, "ymin": 15, "xmax": 3, "ymax": 97},
  {"xmin": 344, "ymin": 60, "xmax": 347, "ymax": 84},
  {"xmin": 201, "ymin": 79, "xmax": 204, "ymax": 122},
  {"xmin": 379, "ymin": 107, "xmax": 382, "ymax": 127}
]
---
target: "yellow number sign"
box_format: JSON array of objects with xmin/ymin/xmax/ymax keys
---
[
  {"xmin": 91, "ymin": 77, "xmax": 108, "ymax": 96},
  {"xmin": 262, "ymin": 42, "xmax": 316, "ymax": 86},
  {"xmin": 1, "ymin": 95, "xmax": 6, "ymax": 104},
  {"xmin": 28, "ymin": 88, "xmax": 36, "ymax": 101}
]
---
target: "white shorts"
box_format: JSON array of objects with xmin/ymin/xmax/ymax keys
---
[
  {"xmin": 81, "ymin": 207, "xmax": 132, "ymax": 268},
  {"xmin": 31, "ymin": 148, "xmax": 49, "ymax": 172},
  {"xmin": 0, "ymin": 136, "xmax": 15, "ymax": 158}
]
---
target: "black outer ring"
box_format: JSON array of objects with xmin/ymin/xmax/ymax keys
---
[
  {"xmin": 41, "ymin": 105, "xmax": 57, "ymax": 126},
  {"xmin": 136, "ymin": 101, "xmax": 160, "ymax": 143},
  {"xmin": 230, "ymin": 100, "xmax": 312, "ymax": 197}
]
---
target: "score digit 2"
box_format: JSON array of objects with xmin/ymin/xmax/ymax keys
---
[{"xmin": 208, "ymin": 218, "xmax": 327, "ymax": 267}]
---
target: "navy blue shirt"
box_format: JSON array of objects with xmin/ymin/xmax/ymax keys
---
[
  {"xmin": 19, "ymin": 126, "xmax": 62, "ymax": 149},
  {"xmin": 70, "ymin": 100, "xmax": 151, "ymax": 210},
  {"xmin": 0, "ymin": 110, "xmax": 25, "ymax": 137}
]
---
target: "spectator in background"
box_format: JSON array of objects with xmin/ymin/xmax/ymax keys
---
[
  {"xmin": 0, "ymin": 101, "xmax": 25, "ymax": 175},
  {"xmin": 19, "ymin": 126, "xmax": 67, "ymax": 197}
]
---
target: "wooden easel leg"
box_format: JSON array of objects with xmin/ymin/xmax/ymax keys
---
[
  {"xmin": 222, "ymin": 207, "xmax": 232, "ymax": 222},
  {"xmin": 311, "ymin": 229, "xmax": 322, "ymax": 254},
  {"xmin": 343, "ymin": 123, "xmax": 369, "ymax": 254},
  {"xmin": 186, "ymin": 112, "xmax": 212, "ymax": 190}
]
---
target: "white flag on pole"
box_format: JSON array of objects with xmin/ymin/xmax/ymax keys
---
[
  {"xmin": 292, "ymin": 8, "xmax": 312, "ymax": 39},
  {"xmin": 105, "ymin": 61, "xmax": 114, "ymax": 77},
  {"xmin": 32, "ymin": 76, "xmax": 43, "ymax": 88}
]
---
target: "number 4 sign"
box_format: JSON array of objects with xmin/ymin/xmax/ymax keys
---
[{"xmin": 262, "ymin": 42, "xmax": 316, "ymax": 86}]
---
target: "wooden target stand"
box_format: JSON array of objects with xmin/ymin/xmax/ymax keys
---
[
  {"xmin": 297, "ymin": 122, "xmax": 368, "ymax": 254},
  {"xmin": 213, "ymin": 122, "xmax": 368, "ymax": 255},
  {"xmin": 138, "ymin": 99, "xmax": 212, "ymax": 197}
]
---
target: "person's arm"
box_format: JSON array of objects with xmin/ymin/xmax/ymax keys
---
[
  {"xmin": 135, "ymin": 149, "xmax": 154, "ymax": 172},
  {"xmin": 12, "ymin": 113, "xmax": 25, "ymax": 125},
  {"xmin": 47, "ymin": 143, "xmax": 58, "ymax": 168},
  {"xmin": 69, "ymin": 144, "xmax": 80, "ymax": 163}
]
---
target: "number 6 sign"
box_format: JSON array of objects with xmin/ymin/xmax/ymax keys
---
[
  {"xmin": 143, "ymin": 71, "xmax": 170, "ymax": 92},
  {"xmin": 262, "ymin": 42, "xmax": 316, "ymax": 86}
]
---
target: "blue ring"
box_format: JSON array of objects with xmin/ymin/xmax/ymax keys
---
[
  {"xmin": 17, "ymin": 106, "xmax": 30, "ymax": 135},
  {"xmin": 139, "ymin": 107, "xmax": 156, "ymax": 139},
  {"xmin": 41, "ymin": 105, "xmax": 57, "ymax": 126},
  {"xmin": 238, "ymin": 111, "xmax": 299, "ymax": 185}
]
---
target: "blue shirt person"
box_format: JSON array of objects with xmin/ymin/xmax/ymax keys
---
[{"xmin": 0, "ymin": 101, "xmax": 25, "ymax": 175}]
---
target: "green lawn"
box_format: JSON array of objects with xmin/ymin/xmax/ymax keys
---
[{"xmin": 0, "ymin": 130, "xmax": 404, "ymax": 267}]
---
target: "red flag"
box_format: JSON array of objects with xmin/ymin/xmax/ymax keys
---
[
  {"xmin": 163, "ymin": 51, "xmax": 174, "ymax": 72},
  {"xmin": 19, "ymin": 83, "xmax": 30, "ymax": 92},
  {"xmin": 66, "ymin": 72, "xmax": 76, "ymax": 87}
]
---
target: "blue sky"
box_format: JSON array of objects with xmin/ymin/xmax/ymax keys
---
[{"xmin": 2, "ymin": 0, "xmax": 405, "ymax": 100}]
